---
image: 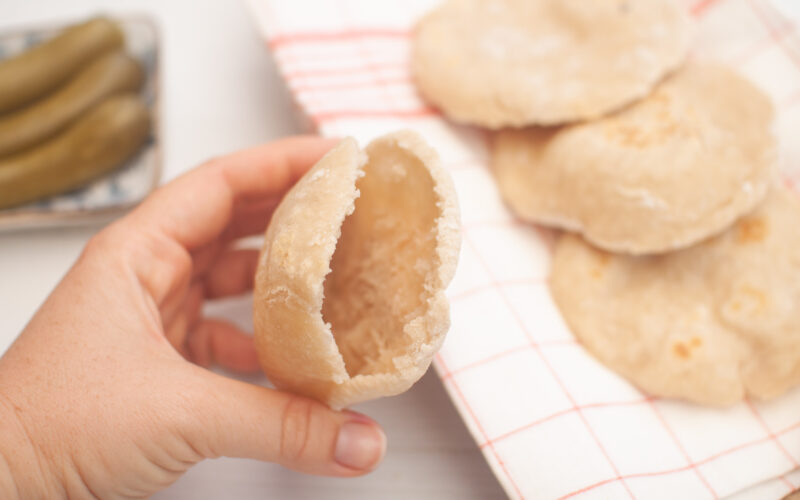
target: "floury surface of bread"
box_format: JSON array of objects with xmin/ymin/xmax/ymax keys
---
[
  {"xmin": 253, "ymin": 131, "xmax": 460, "ymax": 410},
  {"xmin": 493, "ymin": 63, "xmax": 776, "ymax": 255},
  {"xmin": 550, "ymin": 186, "xmax": 800, "ymax": 406},
  {"xmin": 413, "ymin": 0, "xmax": 691, "ymax": 127}
]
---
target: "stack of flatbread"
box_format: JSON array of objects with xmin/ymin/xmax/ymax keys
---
[{"xmin": 412, "ymin": 0, "xmax": 799, "ymax": 406}]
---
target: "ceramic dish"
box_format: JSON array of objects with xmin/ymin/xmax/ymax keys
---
[{"xmin": 0, "ymin": 14, "xmax": 161, "ymax": 231}]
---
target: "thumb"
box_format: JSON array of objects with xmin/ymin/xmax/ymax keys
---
[{"xmin": 183, "ymin": 368, "xmax": 386, "ymax": 476}]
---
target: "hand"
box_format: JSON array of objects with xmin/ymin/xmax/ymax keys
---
[{"xmin": 0, "ymin": 137, "xmax": 386, "ymax": 499}]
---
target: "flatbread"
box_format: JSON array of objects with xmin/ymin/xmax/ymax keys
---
[
  {"xmin": 253, "ymin": 131, "xmax": 461, "ymax": 410},
  {"xmin": 412, "ymin": 0, "xmax": 691, "ymax": 127},
  {"xmin": 493, "ymin": 63, "xmax": 776, "ymax": 255},
  {"xmin": 550, "ymin": 186, "xmax": 800, "ymax": 406}
]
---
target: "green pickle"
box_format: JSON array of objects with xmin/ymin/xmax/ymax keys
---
[
  {"xmin": 0, "ymin": 94, "xmax": 151, "ymax": 210},
  {"xmin": 0, "ymin": 51, "xmax": 144, "ymax": 157},
  {"xmin": 0, "ymin": 17, "xmax": 124, "ymax": 114}
]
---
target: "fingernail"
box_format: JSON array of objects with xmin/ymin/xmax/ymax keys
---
[{"xmin": 334, "ymin": 421, "xmax": 386, "ymax": 471}]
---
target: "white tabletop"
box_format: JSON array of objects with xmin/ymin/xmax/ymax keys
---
[{"xmin": 0, "ymin": 0, "xmax": 505, "ymax": 498}]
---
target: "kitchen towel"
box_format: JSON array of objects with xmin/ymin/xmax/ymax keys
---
[{"xmin": 245, "ymin": 0, "xmax": 800, "ymax": 498}]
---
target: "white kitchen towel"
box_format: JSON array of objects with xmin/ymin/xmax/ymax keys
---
[{"xmin": 244, "ymin": 0, "xmax": 800, "ymax": 498}]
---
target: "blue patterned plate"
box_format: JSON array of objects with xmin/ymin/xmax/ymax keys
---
[{"xmin": 0, "ymin": 14, "xmax": 161, "ymax": 231}]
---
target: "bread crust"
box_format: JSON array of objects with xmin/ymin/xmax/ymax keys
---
[
  {"xmin": 550, "ymin": 186, "xmax": 800, "ymax": 405},
  {"xmin": 413, "ymin": 0, "xmax": 691, "ymax": 127},
  {"xmin": 493, "ymin": 63, "xmax": 776, "ymax": 255},
  {"xmin": 254, "ymin": 131, "xmax": 460, "ymax": 409}
]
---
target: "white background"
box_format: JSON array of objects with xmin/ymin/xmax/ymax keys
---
[{"xmin": 0, "ymin": 0, "xmax": 505, "ymax": 498}]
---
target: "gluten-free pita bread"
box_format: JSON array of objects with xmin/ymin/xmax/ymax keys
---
[
  {"xmin": 550, "ymin": 186, "xmax": 800, "ymax": 406},
  {"xmin": 253, "ymin": 131, "xmax": 460, "ymax": 410},
  {"xmin": 493, "ymin": 63, "xmax": 776, "ymax": 254},
  {"xmin": 412, "ymin": 0, "xmax": 691, "ymax": 127}
]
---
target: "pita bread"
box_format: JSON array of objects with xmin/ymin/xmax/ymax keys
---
[
  {"xmin": 412, "ymin": 0, "xmax": 691, "ymax": 127},
  {"xmin": 550, "ymin": 186, "xmax": 800, "ymax": 406},
  {"xmin": 493, "ymin": 63, "xmax": 776, "ymax": 255},
  {"xmin": 253, "ymin": 131, "xmax": 461, "ymax": 410}
]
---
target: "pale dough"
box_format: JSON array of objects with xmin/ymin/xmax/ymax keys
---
[
  {"xmin": 253, "ymin": 131, "xmax": 461, "ymax": 410},
  {"xmin": 550, "ymin": 186, "xmax": 800, "ymax": 406},
  {"xmin": 413, "ymin": 0, "xmax": 691, "ymax": 127},
  {"xmin": 492, "ymin": 63, "xmax": 776, "ymax": 255}
]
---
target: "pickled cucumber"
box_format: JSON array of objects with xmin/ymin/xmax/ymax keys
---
[
  {"xmin": 0, "ymin": 17, "xmax": 124, "ymax": 114},
  {"xmin": 0, "ymin": 94, "xmax": 150, "ymax": 210},
  {"xmin": 0, "ymin": 51, "xmax": 143, "ymax": 157}
]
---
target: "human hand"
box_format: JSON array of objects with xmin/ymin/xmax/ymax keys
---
[{"xmin": 0, "ymin": 137, "xmax": 386, "ymax": 499}]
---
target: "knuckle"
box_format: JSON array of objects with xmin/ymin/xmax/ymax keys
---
[
  {"xmin": 200, "ymin": 154, "xmax": 223, "ymax": 169},
  {"xmin": 81, "ymin": 223, "xmax": 126, "ymax": 263},
  {"xmin": 279, "ymin": 396, "xmax": 315, "ymax": 463},
  {"xmin": 82, "ymin": 220, "xmax": 193, "ymax": 302}
]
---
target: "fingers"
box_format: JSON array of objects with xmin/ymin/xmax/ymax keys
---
[
  {"xmin": 221, "ymin": 197, "xmax": 280, "ymax": 242},
  {"xmin": 114, "ymin": 136, "xmax": 335, "ymax": 308},
  {"xmin": 203, "ymin": 248, "xmax": 260, "ymax": 299},
  {"xmin": 189, "ymin": 241, "xmax": 223, "ymax": 280},
  {"xmin": 165, "ymin": 247, "xmax": 261, "ymax": 369},
  {"xmin": 163, "ymin": 283, "xmax": 204, "ymax": 353},
  {"xmin": 186, "ymin": 318, "xmax": 260, "ymax": 373},
  {"xmin": 190, "ymin": 200, "xmax": 274, "ymax": 280},
  {"xmin": 128, "ymin": 136, "xmax": 339, "ymax": 251},
  {"xmin": 183, "ymin": 369, "xmax": 386, "ymax": 476}
]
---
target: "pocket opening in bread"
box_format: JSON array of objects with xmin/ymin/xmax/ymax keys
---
[
  {"xmin": 322, "ymin": 143, "xmax": 440, "ymax": 377},
  {"xmin": 254, "ymin": 131, "xmax": 460, "ymax": 409}
]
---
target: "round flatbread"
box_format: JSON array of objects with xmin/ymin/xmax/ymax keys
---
[
  {"xmin": 550, "ymin": 186, "xmax": 800, "ymax": 406},
  {"xmin": 253, "ymin": 131, "xmax": 461, "ymax": 410},
  {"xmin": 493, "ymin": 63, "xmax": 776, "ymax": 255},
  {"xmin": 412, "ymin": 0, "xmax": 691, "ymax": 127}
]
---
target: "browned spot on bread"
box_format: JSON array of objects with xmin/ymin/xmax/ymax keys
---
[
  {"xmin": 673, "ymin": 342, "xmax": 690, "ymax": 359},
  {"xmin": 673, "ymin": 337, "xmax": 703, "ymax": 360},
  {"xmin": 603, "ymin": 122, "xmax": 679, "ymax": 149},
  {"xmin": 590, "ymin": 253, "xmax": 611, "ymax": 279},
  {"xmin": 725, "ymin": 284, "xmax": 769, "ymax": 321},
  {"xmin": 602, "ymin": 91, "xmax": 679, "ymax": 148},
  {"xmin": 737, "ymin": 217, "xmax": 768, "ymax": 244}
]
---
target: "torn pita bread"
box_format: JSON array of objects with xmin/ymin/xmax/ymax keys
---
[{"xmin": 253, "ymin": 131, "xmax": 461, "ymax": 410}]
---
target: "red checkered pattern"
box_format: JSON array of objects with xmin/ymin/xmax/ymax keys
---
[
  {"xmin": 245, "ymin": 0, "xmax": 800, "ymax": 498},
  {"xmin": 729, "ymin": 465, "xmax": 800, "ymax": 498}
]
